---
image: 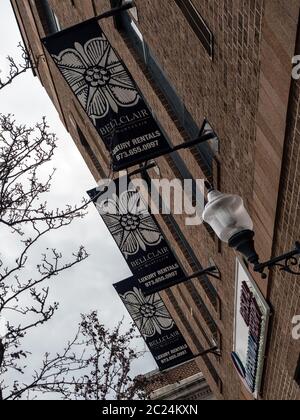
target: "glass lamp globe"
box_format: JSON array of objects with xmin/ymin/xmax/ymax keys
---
[{"xmin": 202, "ymin": 189, "xmax": 254, "ymax": 243}]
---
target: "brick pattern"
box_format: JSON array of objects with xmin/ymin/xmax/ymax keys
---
[{"xmin": 261, "ymin": 75, "xmax": 300, "ymax": 401}]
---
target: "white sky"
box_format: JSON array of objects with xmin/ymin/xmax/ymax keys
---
[{"xmin": 0, "ymin": 0, "xmax": 156, "ymax": 396}]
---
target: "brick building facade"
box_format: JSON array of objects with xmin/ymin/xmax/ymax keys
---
[{"xmin": 11, "ymin": 0, "xmax": 300, "ymax": 400}]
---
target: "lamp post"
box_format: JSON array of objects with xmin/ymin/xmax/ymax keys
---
[{"xmin": 202, "ymin": 183, "xmax": 300, "ymax": 278}]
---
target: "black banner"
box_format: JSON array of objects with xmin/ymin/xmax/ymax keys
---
[
  {"xmin": 114, "ymin": 275, "xmax": 194, "ymax": 371},
  {"xmin": 87, "ymin": 177, "xmax": 187, "ymax": 296},
  {"xmin": 42, "ymin": 19, "xmax": 171, "ymax": 171}
]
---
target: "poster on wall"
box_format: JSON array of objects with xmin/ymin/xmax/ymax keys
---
[
  {"xmin": 42, "ymin": 19, "xmax": 171, "ymax": 171},
  {"xmin": 114, "ymin": 275, "xmax": 194, "ymax": 370},
  {"xmin": 87, "ymin": 177, "xmax": 187, "ymax": 295},
  {"xmin": 232, "ymin": 258, "xmax": 271, "ymax": 399}
]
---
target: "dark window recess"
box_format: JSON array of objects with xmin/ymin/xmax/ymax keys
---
[
  {"xmin": 110, "ymin": 0, "xmax": 123, "ymax": 29},
  {"xmin": 164, "ymin": 150, "xmax": 216, "ymax": 241},
  {"xmin": 35, "ymin": 0, "xmax": 61, "ymax": 35},
  {"xmin": 295, "ymin": 354, "xmax": 300, "ymax": 387},
  {"xmin": 162, "ymin": 211, "xmax": 219, "ymax": 311},
  {"xmin": 77, "ymin": 127, "xmax": 106, "ymax": 178},
  {"xmin": 176, "ymin": 283, "xmax": 216, "ymax": 343},
  {"xmin": 144, "ymin": 171, "xmax": 218, "ymax": 310},
  {"xmin": 165, "ymin": 152, "xmax": 202, "ymax": 209},
  {"xmin": 148, "ymin": 110, "xmax": 205, "ymax": 207},
  {"xmin": 184, "ymin": 282, "xmax": 219, "ymax": 342},
  {"xmin": 175, "ymin": 0, "xmax": 213, "ymax": 58},
  {"xmin": 119, "ymin": 11, "xmax": 218, "ymax": 177},
  {"xmin": 166, "ymin": 289, "xmax": 222, "ymax": 391}
]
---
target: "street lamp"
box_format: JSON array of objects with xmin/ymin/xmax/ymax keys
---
[{"xmin": 202, "ymin": 183, "xmax": 300, "ymax": 278}]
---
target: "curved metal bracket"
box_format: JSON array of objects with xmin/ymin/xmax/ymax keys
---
[
  {"xmin": 254, "ymin": 242, "xmax": 300, "ymax": 278},
  {"xmin": 186, "ymin": 265, "xmax": 221, "ymax": 282}
]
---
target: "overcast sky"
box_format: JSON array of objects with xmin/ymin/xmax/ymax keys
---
[{"xmin": 0, "ymin": 0, "xmax": 156, "ymax": 396}]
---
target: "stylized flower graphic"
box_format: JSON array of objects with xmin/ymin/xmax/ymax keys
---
[
  {"xmin": 97, "ymin": 190, "xmax": 162, "ymax": 258},
  {"xmin": 54, "ymin": 36, "xmax": 140, "ymax": 122},
  {"xmin": 122, "ymin": 287, "xmax": 174, "ymax": 338}
]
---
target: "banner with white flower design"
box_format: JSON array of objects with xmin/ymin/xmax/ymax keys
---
[
  {"xmin": 42, "ymin": 19, "xmax": 172, "ymax": 171},
  {"xmin": 114, "ymin": 275, "xmax": 194, "ymax": 370},
  {"xmin": 87, "ymin": 177, "xmax": 187, "ymax": 296}
]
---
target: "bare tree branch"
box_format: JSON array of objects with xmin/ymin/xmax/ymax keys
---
[
  {"xmin": 0, "ymin": 43, "xmax": 31, "ymax": 91},
  {"xmin": 2, "ymin": 313, "xmax": 148, "ymax": 401},
  {"xmin": 0, "ymin": 108, "xmax": 91, "ymax": 399}
]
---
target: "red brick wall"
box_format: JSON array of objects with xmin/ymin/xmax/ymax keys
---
[{"xmin": 261, "ymin": 68, "xmax": 300, "ymax": 401}]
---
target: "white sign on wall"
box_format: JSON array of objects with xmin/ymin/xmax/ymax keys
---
[{"xmin": 232, "ymin": 258, "xmax": 270, "ymax": 399}]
